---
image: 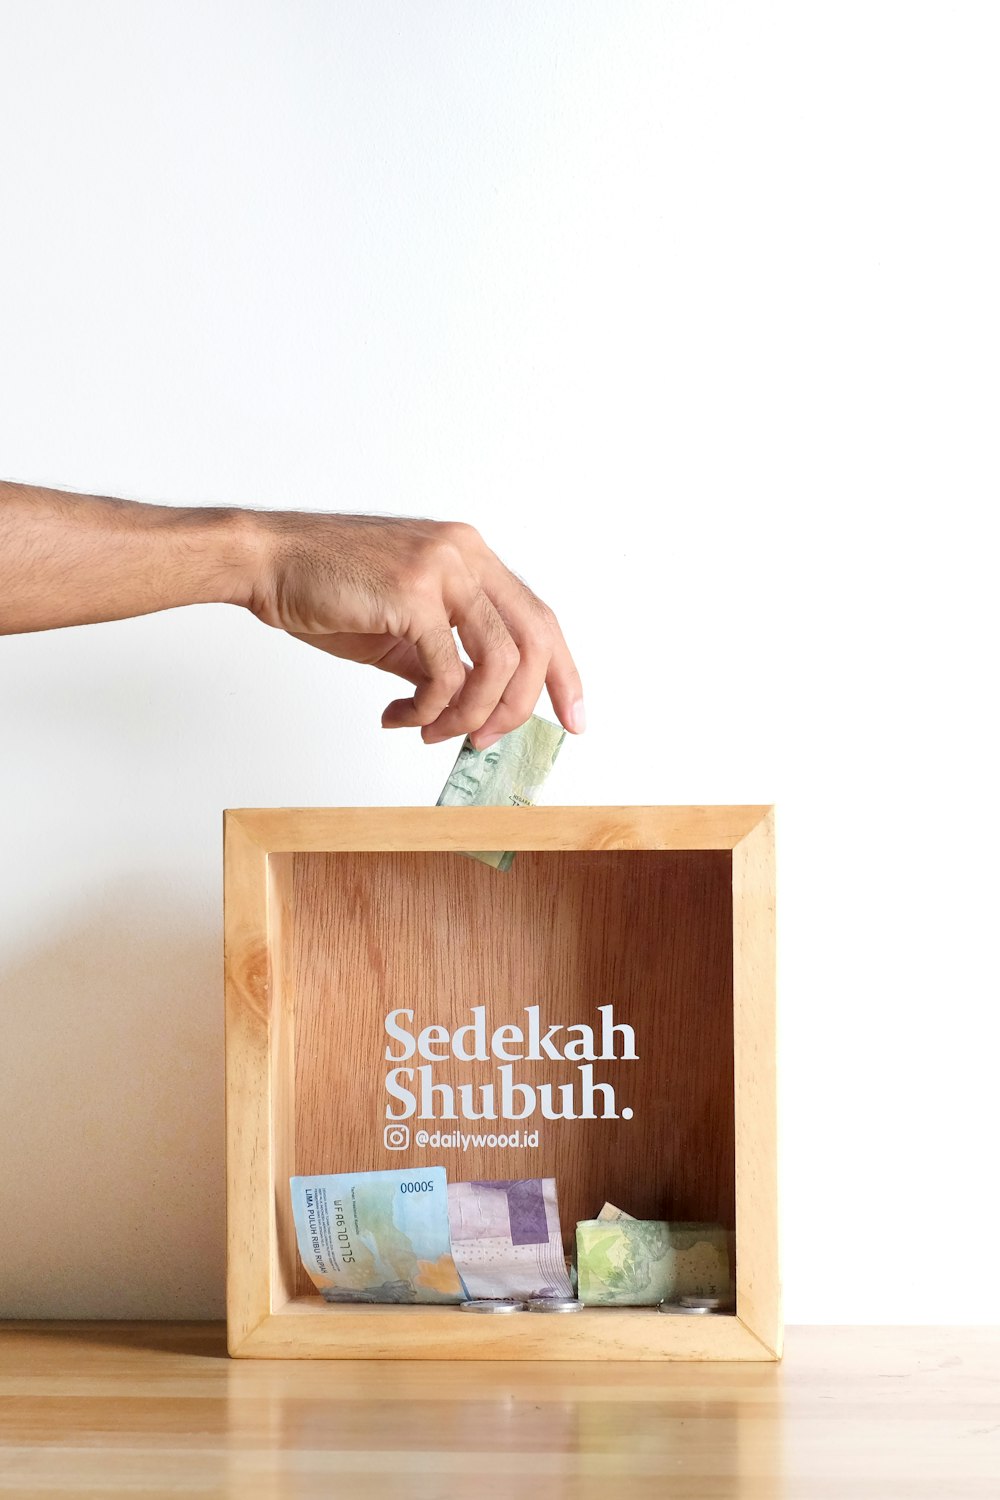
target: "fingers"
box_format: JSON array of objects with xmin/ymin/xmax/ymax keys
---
[
  {"xmin": 398, "ymin": 576, "xmax": 584, "ymax": 749},
  {"xmin": 465, "ymin": 644, "xmax": 549, "ymax": 746},
  {"xmin": 381, "ymin": 663, "xmax": 471, "ymax": 727},
  {"xmin": 296, "ymin": 628, "xmax": 477, "ymax": 730},
  {"xmin": 543, "ymin": 623, "xmax": 586, "ymax": 736},
  {"xmin": 451, "ymin": 578, "xmax": 584, "ymax": 746},
  {"xmin": 283, "ymin": 517, "xmax": 585, "ymax": 747},
  {"xmin": 386, "ymin": 620, "xmax": 469, "ymax": 729},
  {"xmin": 420, "ymin": 588, "xmax": 521, "ymax": 745}
]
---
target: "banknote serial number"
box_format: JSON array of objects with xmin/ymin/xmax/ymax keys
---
[{"xmin": 399, "ymin": 1181, "xmax": 436, "ymax": 1194}]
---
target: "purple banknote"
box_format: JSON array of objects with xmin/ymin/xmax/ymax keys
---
[{"xmin": 447, "ymin": 1178, "xmax": 574, "ymax": 1300}]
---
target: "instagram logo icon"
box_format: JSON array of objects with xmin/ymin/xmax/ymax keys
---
[{"xmin": 383, "ymin": 1123, "xmax": 410, "ymax": 1151}]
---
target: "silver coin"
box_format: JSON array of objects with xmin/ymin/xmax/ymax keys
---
[
  {"xmin": 680, "ymin": 1296, "xmax": 724, "ymax": 1310},
  {"xmin": 527, "ymin": 1298, "xmax": 584, "ymax": 1313},
  {"xmin": 658, "ymin": 1301, "xmax": 714, "ymax": 1315},
  {"xmin": 459, "ymin": 1299, "xmax": 529, "ymax": 1314}
]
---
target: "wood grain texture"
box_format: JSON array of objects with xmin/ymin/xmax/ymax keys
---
[
  {"xmin": 222, "ymin": 813, "xmax": 272, "ymax": 1352},
  {"xmin": 2, "ymin": 1323, "xmax": 998, "ymax": 1499},
  {"xmin": 224, "ymin": 806, "xmax": 778, "ymax": 1361},
  {"xmin": 227, "ymin": 804, "xmax": 772, "ymax": 853},
  {"xmin": 268, "ymin": 854, "xmax": 297, "ymax": 1314},
  {"xmin": 290, "ymin": 848, "xmax": 735, "ymax": 1283},
  {"xmin": 732, "ymin": 809, "xmax": 780, "ymax": 1356},
  {"xmin": 237, "ymin": 1298, "xmax": 770, "ymax": 1361}
]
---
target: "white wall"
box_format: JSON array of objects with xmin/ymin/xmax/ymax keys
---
[{"xmin": 1, "ymin": 1, "xmax": 996, "ymax": 1323}]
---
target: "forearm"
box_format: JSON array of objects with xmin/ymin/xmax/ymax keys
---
[
  {"xmin": 0, "ymin": 481, "xmax": 257, "ymax": 633},
  {"xmin": 0, "ymin": 479, "xmax": 583, "ymax": 747}
]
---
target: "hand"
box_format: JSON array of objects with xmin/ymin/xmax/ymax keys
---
[{"xmin": 243, "ymin": 511, "xmax": 584, "ymax": 749}]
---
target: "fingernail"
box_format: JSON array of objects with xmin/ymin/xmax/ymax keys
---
[
  {"xmin": 475, "ymin": 732, "xmax": 503, "ymax": 751},
  {"xmin": 571, "ymin": 699, "xmax": 586, "ymax": 733}
]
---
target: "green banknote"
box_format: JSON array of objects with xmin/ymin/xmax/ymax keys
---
[
  {"xmin": 436, "ymin": 713, "xmax": 566, "ymax": 870},
  {"xmin": 576, "ymin": 1220, "xmax": 731, "ymax": 1307},
  {"xmin": 290, "ymin": 1168, "xmax": 464, "ymax": 1304}
]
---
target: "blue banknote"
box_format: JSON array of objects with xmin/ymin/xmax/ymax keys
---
[{"xmin": 290, "ymin": 1167, "xmax": 464, "ymax": 1304}]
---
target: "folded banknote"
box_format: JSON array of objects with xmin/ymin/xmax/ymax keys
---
[
  {"xmin": 436, "ymin": 713, "xmax": 566, "ymax": 871},
  {"xmin": 448, "ymin": 1178, "xmax": 574, "ymax": 1300},
  {"xmin": 576, "ymin": 1220, "xmax": 731, "ymax": 1307},
  {"xmin": 596, "ymin": 1202, "xmax": 636, "ymax": 1222},
  {"xmin": 290, "ymin": 1168, "xmax": 464, "ymax": 1304}
]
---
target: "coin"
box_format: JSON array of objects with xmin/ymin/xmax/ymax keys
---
[
  {"xmin": 527, "ymin": 1297, "xmax": 584, "ymax": 1313},
  {"xmin": 680, "ymin": 1296, "xmax": 725, "ymax": 1310},
  {"xmin": 658, "ymin": 1301, "xmax": 714, "ymax": 1314},
  {"xmin": 459, "ymin": 1299, "xmax": 529, "ymax": 1314}
]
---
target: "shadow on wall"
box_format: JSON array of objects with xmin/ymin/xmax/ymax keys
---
[{"xmin": 0, "ymin": 882, "xmax": 226, "ymax": 1319}]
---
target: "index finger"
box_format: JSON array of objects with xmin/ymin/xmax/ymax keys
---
[
  {"xmin": 544, "ymin": 616, "xmax": 585, "ymax": 734},
  {"xmin": 492, "ymin": 570, "xmax": 586, "ymax": 739},
  {"xmin": 420, "ymin": 586, "xmax": 520, "ymax": 743}
]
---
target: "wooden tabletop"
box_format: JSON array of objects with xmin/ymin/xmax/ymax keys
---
[{"xmin": 1, "ymin": 1323, "xmax": 997, "ymax": 1498}]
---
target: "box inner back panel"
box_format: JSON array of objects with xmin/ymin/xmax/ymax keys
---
[{"xmin": 286, "ymin": 848, "xmax": 734, "ymax": 1296}]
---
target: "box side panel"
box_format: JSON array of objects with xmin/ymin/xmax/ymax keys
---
[
  {"xmin": 239, "ymin": 1301, "xmax": 774, "ymax": 1361},
  {"xmin": 224, "ymin": 815, "xmax": 274, "ymax": 1350},
  {"xmin": 732, "ymin": 811, "xmax": 781, "ymax": 1355},
  {"xmin": 229, "ymin": 805, "xmax": 770, "ymax": 852},
  {"xmin": 269, "ymin": 854, "xmax": 298, "ymax": 1312}
]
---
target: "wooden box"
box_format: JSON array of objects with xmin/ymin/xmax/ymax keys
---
[{"xmin": 224, "ymin": 805, "xmax": 779, "ymax": 1360}]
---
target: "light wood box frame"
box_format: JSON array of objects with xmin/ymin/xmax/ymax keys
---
[{"xmin": 224, "ymin": 805, "xmax": 779, "ymax": 1361}]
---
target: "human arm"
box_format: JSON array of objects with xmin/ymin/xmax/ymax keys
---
[{"xmin": 0, "ymin": 480, "xmax": 584, "ymax": 748}]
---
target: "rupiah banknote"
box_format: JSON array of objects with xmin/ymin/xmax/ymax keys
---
[
  {"xmin": 447, "ymin": 1178, "xmax": 574, "ymax": 1300},
  {"xmin": 436, "ymin": 713, "xmax": 566, "ymax": 870},
  {"xmin": 290, "ymin": 1167, "xmax": 464, "ymax": 1304},
  {"xmin": 576, "ymin": 1220, "xmax": 731, "ymax": 1307}
]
